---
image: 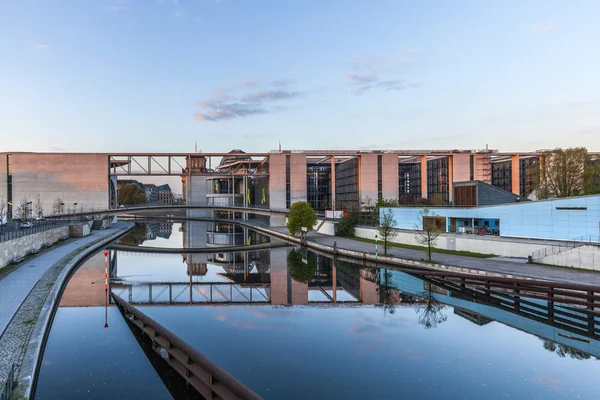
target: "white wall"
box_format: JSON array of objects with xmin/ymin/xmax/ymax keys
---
[
  {"xmin": 539, "ymin": 245, "xmax": 600, "ymax": 271},
  {"xmin": 354, "ymin": 226, "xmax": 551, "ymax": 258}
]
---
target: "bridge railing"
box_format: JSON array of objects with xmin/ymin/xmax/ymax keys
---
[{"xmin": 112, "ymin": 294, "xmax": 263, "ymax": 400}]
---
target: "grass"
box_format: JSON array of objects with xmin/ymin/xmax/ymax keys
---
[{"xmin": 348, "ymin": 236, "xmax": 496, "ymax": 258}]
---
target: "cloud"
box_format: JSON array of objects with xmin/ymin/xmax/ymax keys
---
[
  {"xmin": 270, "ymin": 79, "xmax": 296, "ymax": 87},
  {"xmin": 195, "ymin": 79, "xmax": 302, "ymax": 121},
  {"xmin": 33, "ymin": 43, "xmax": 49, "ymax": 50},
  {"xmin": 345, "ymin": 50, "xmax": 421, "ymax": 95},
  {"xmin": 531, "ymin": 17, "xmax": 556, "ymax": 33}
]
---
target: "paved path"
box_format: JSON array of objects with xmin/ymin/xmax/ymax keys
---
[
  {"xmin": 270, "ymin": 227, "xmax": 600, "ymax": 286},
  {"xmin": 0, "ymin": 223, "xmax": 127, "ymax": 339}
]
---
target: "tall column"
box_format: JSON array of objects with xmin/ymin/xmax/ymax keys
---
[
  {"xmin": 331, "ymin": 155, "xmax": 336, "ymax": 210},
  {"xmin": 359, "ymin": 154, "xmax": 378, "ymax": 202},
  {"xmin": 382, "ymin": 154, "xmax": 399, "ymax": 200},
  {"xmin": 420, "ymin": 155, "xmax": 428, "ymax": 199},
  {"xmin": 448, "ymin": 155, "xmax": 454, "ymax": 203},
  {"xmin": 511, "ymin": 155, "xmax": 520, "ymax": 195}
]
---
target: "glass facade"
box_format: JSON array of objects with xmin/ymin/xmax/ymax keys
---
[
  {"xmin": 520, "ymin": 157, "xmax": 538, "ymax": 198},
  {"xmin": 377, "ymin": 155, "xmax": 383, "ymax": 201},
  {"xmin": 307, "ymin": 164, "xmax": 331, "ymax": 213},
  {"xmin": 285, "ymin": 155, "xmax": 291, "ymax": 208},
  {"xmin": 7, "ymin": 154, "xmax": 12, "ymax": 219},
  {"xmin": 335, "ymin": 158, "xmax": 359, "ymax": 210},
  {"xmin": 491, "ymin": 160, "xmax": 512, "ymax": 193},
  {"xmin": 398, "ymin": 162, "xmax": 421, "ymax": 200},
  {"xmin": 427, "ymin": 157, "xmax": 449, "ymax": 203}
]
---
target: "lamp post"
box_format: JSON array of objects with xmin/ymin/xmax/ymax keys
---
[{"xmin": 375, "ymin": 234, "xmax": 379, "ymax": 263}]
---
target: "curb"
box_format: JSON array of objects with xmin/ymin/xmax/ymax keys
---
[{"xmin": 16, "ymin": 223, "xmax": 134, "ymax": 399}]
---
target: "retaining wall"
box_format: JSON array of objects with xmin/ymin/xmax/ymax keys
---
[
  {"xmin": 0, "ymin": 227, "xmax": 70, "ymax": 268},
  {"xmin": 540, "ymin": 245, "xmax": 600, "ymax": 271},
  {"xmin": 353, "ymin": 226, "xmax": 551, "ymax": 258}
]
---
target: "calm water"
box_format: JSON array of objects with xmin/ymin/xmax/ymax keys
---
[{"xmin": 36, "ymin": 222, "xmax": 600, "ymax": 399}]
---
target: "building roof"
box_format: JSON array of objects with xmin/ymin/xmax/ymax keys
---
[{"xmin": 155, "ymin": 184, "xmax": 172, "ymax": 191}]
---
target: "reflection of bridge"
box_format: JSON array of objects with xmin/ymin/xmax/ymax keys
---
[
  {"xmin": 107, "ymin": 241, "xmax": 289, "ymax": 254},
  {"xmin": 111, "ymin": 282, "xmax": 271, "ymax": 305}
]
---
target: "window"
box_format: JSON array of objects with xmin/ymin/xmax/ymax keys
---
[
  {"xmin": 377, "ymin": 155, "xmax": 382, "ymax": 201},
  {"xmin": 285, "ymin": 155, "xmax": 291, "ymax": 208},
  {"xmin": 7, "ymin": 154, "xmax": 12, "ymax": 219}
]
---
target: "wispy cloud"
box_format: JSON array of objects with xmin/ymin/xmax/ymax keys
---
[
  {"xmin": 32, "ymin": 43, "xmax": 49, "ymax": 50},
  {"xmin": 195, "ymin": 79, "xmax": 303, "ymax": 121},
  {"xmin": 530, "ymin": 17, "xmax": 556, "ymax": 33},
  {"xmin": 107, "ymin": 0, "xmax": 127, "ymax": 12},
  {"xmin": 345, "ymin": 50, "xmax": 422, "ymax": 95}
]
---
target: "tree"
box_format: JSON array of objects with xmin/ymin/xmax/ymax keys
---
[
  {"xmin": 415, "ymin": 208, "xmax": 442, "ymax": 262},
  {"xmin": 15, "ymin": 197, "xmax": 29, "ymax": 221},
  {"xmin": 540, "ymin": 338, "xmax": 597, "ymax": 360},
  {"xmin": 118, "ymin": 184, "xmax": 147, "ymax": 206},
  {"xmin": 378, "ymin": 208, "xmax": 398, "ymax": 255},
  {"xmin": 0, "ymin": 196, "xmax": 6, "ymax": 226},
  {"xmin": 34, "ymin": 194, "xmax": 44, "ymax": 218},
  {"xmin": 415, "ymin": 290, "xmax": 447, "ymax": 329},
  {"xmin": 117, "ymin": 224, "xmax": 148, "ymax": 246},
  {"xmin": 535, "ymin": 147, "xmax": 598, "ymax": 199},
  {"xmin": 287, "ymin": 248, "xmax": 317, "ymax": 283},
  {"xmin": 336, "ymin": 213, "xmax": 357, "ymax": 237},
  {"xmin": 53, "ymin": 198, "xmax": 65, "ymax": 215},
  {"xmin": 287, "ymin": 201, "xmax": 317, "ymax": 236}
]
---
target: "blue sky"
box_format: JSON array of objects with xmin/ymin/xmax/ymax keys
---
[{"xmin": 1, "ymin": 0, "xmax": 600, "ymax": 153}]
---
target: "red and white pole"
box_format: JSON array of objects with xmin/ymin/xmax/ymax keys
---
[{"xmin": 104, "ymin": 251, "xmax": 109, "ymax": 328}]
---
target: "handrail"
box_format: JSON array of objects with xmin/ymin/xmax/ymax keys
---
[
  {"xmin": 112, "ymin": 294, "xmax": 262, "ymax": 400},
  {"xmin": 531, "ymin": 235, "xmax": 600, "ymax": 261}
]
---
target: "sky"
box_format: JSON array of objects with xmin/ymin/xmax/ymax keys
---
[{"xmin": 1, "ymin": 0, "xmax": 600, "ymax": 154}]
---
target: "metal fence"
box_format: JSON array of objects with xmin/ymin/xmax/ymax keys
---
[
  {"xmin": 0, "ymin": 362, "xmax": 14, "ymax": 400},
  {"xmin": 532, "ymin": 235, "xmax": 600, "ymax": 261},
  {"xmin": 0, "ymin": 220, "xmax": 71, "ymax": 243}
]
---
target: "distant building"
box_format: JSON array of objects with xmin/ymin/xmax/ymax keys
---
[
  {"xmin": 142, "ymin": 183, "xmax": 158, "ymax": 203},
  {"xmin": 453, "ymin": 180, "xmax": 527, "ymax": 207},
  {"xmin": 156, "ymin": 184, "xmax": 174, "ymax": 204}
]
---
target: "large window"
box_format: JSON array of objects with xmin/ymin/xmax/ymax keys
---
[
  {"xmin": 307, "ymin": 164, "xmax": 331, "ymax": 212},
  {"xmin": 335, "ymin": 158, "xmax": 359, "ymax": 210},
  {"xmin": 399, "ymin": 162, "xmax": 421, "ymax": 200},
  {"xmin": 377, "ymin": 155, "xmax": 383, "ymax": 201},
  {"xmin": 285, "ymin": 155, "xmax": 291, "ymax": 208}
]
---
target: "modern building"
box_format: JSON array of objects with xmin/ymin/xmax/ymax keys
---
[
  {"xmin": 142, "ymin": 183, "xmax": 158, "ymax": 203},
  {"xmin": 155, "ymin": 184, "xmax": 174, "ymax": 204},
  {"xmin": 453, "ymin": 180, "xmax": 526, "ymax": 207},
  {"xmin": 383, "ymin": 194, "xmax": 600, "ymax": 241},
  {"xmin": 2, "ymin": 148, "xmax": 599, "ymax": 220}
]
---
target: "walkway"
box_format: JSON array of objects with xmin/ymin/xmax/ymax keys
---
[
  {"xmin": 271, "ymin": 227, "xmax": 600, "ymax": 287},
  {"xmin": 0, "ymin": 223, "xmax": 128, "ymax": 339}
]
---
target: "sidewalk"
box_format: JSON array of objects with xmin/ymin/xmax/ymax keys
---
[
  {"xmin": 0, "ymin": 223, "xmax": 128, "ymax": 339},
  {"xmin": 272, "ymin": 227, "xmax": 600, "ymax": 286}
]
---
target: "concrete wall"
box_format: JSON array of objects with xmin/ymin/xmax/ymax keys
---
[
  {"xmin": 0, "ymin": 155, "xmax": 6, "ymax": 201},
  {"xmin": 452, "ymin": 154, "xmax": 471, "ymax": 183},
  {"xmin": 382, "ymin": 154, "xmax": 399, "ymax": 200},
  {"xmin": 385, "ymin": 195, "xmax": 600, "ymax": 241},
  {"xmin": 268, "ymin": 154, "xmax": 286, "ymax": 211},
  {"xmin": 290, "ymin": 154, "xmax": 307, "ymax": 204},
  {"xmin": 540, "ymin": 245, "xmax": 600, "ymax": 271},
  {"xmin": 3, "ymin": 153, "xmax": 109, "ymax": 217},
  {"xmin": 0, "ymin": 226, "xmax": 70, "ymax": 268},
  {"xmin": 315, "ymin": 219, "xmax": 336, "ymax": 236},
  {"xmin": 354, "ymin": 225, "xmax": 551, "ymax": 258},
  {"xmin": 359, "ymin": 155, "xmax": 378, "ymax": 203}
]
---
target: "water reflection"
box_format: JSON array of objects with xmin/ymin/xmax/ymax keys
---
[{"xmin": 35, "ymin": 221, "xmax": 600, "ymax": 400}]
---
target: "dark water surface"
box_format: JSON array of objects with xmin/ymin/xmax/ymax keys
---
[{"xmin": 35, "ymin": 222, "xmax": 600, "ymax": 399}]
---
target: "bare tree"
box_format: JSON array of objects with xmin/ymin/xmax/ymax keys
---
[
  {"xmin": 415, "ymin": 208, "xmax": 442, "ymax": 262},
  {"xmin": 53, "ymin": 197, "xmax": 65, "ymax": 216},
  {"xmin": 0, "ymin": 196, "xmax": 6, "ymax": 225},
  {"xmin": 415, "ymin": 290, "xmax": 447, "ymax": 329},
  {"xmin": 34, "ymin": 194, "xmax": 44, "ymax": 218},
  {"xmin": 15, "ymin": 197, "xmax": 29, "ymax": 221},
  {"xmin": 536, "ymin": 147, "xmax": 590, "ymax": 199},
  {"xmin": 378, "ymin": 208, "xmax": 398, "ymax": 255}
]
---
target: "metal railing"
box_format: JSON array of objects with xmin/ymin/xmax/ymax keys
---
[
  {"xmin": 0, "ymin": 362, "xmax": 14, "ymax": 400},
  {"xmin": 112, "ymin": 294, "xmax": 263, "ymax": 400},
  {"xmin": 0, "ymin": 220, "xmax": 71, "ymax": 243},
  {"xmin": 532, "ymin": 235, "xmax": 600, "ymax": 261}
]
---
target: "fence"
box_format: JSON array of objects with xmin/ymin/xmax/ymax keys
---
[
  {"xmin": 532, "ymin": 235, "xmax": 600, "ymax": 261},
  {"xmin": 0, "ymin": 362, "xmax": 14, "ymax": 400},
  {"xmin": 0, "ymin": 221, "xmax": 71, "ymax": 243}
]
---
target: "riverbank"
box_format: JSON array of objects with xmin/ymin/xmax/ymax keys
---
[{"xmin": 0, "ymin": 222, "xmax": 133, "ymax": 399}]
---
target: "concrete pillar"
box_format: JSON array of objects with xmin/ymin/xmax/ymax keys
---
[
  {"xmin": 359, "ymin": 269, "xmax": 379, "ymax": 304},
  {"xmin": 269, "ymin": 247, "xmax": 289, "ymax": 305},
  {"xmin": 420, "ymin": 155, "xmax": 428, "ymax": 199},
  {"xmin": 331, "ymin": 155, "xmax": 336, "ymax": 210},
  {"xmin": 511, "ymin": 155, "xmax": 520, "ymax": 195},
  {"xmin": 381, "ymin": 154, "xmax": 399, "ymax": 201},
  {"xmin": 291, "ymin": 280, "xmax": 308, "ymax": 305},
  {"xmin": 290, "ymin": 154, "xmax": 307, "ymax": 204},
  {"xmin": 359, "ymin": 154, "xmax": 378, "ymax": 203}
]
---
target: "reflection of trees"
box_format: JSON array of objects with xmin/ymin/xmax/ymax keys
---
[
  {"xmin": 540, "ymin": 339, "xmax": 599, "ymax": 360},
  {"xmin": 117, "ymin": 224, "xmax": 147, "ymax": 246},
  {"xmin": 288, "ymin": 248, "xmax": 317, "ymax": 283},
  {"xmin": 415, "ymin": 290, "xmax": 447, "ymax": 329},
  {"xmin": 377, "ymin": 269, "xmax": 397, "ymax": 315}
]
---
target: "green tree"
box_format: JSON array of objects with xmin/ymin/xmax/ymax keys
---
[
  {"xmin": 378, "ymin": 208, "xmax": 398, "ymax": 255},
  {"xmin": 336, "ymin": 213, "xmax": 356, "ymax": 237},
  {"xmin": 535, "ymin": 147, "xmax": 599, "ymax": 199},
  {"xmin": 118, "ymin": 184, "xmax": 148, "ymax": 206},
  {"xmin": 287, "ymin": 248, "xmax": 317, "ymax": 283},
  {"xmin": 287, "ymin": 201, "xmax": 317, "ymax": 236},
  {"xmin": 415, "ymin": 208, "xmax": 442, "ymax": 262}
]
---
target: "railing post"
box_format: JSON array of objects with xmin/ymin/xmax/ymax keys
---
[
  {"xmin": 548, "ymin": 287, "xmax": 554, "ymax": 321},
  {"xmin": 514, "ymin": 282, "xmax": 520, "ymax": 312}
]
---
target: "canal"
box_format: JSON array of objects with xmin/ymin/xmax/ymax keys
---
[{"xmin": 35, "ymin": 222, "xmax": 600, "ymax": 399}]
